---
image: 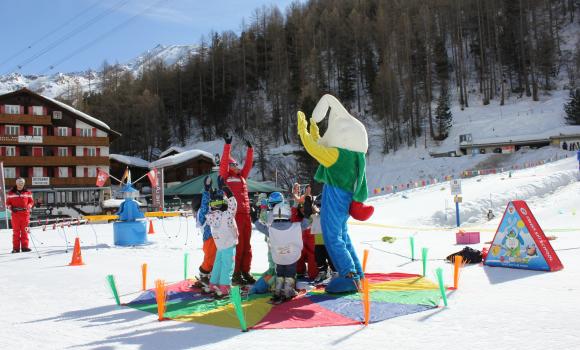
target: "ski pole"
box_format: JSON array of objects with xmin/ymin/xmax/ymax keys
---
[{"xmin": 27, "ymin": 229, "xmax": 42, "ymax": 259}]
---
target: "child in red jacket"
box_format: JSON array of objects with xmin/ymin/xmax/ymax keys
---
[{"xmin": 6, "ymin": 178, "xmax": 34, "ymax": 253}]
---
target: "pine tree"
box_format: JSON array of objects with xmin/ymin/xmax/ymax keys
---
[
  {"xmin": 564, "ymin": 89, "xmax": 580, "ymax": 125},
  {"xmin": 435, "ymin": 85, "xmax": 452, "ymax": 140}
]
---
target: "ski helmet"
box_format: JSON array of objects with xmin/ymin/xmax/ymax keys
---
[{"xmin": 268, "ymin": 192, "xmax": 284, "ymax": 207}]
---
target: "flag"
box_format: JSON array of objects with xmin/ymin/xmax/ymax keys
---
[
  {"xmin": 146, "ymin": 168, "xmax": 158, "ymax": 188},
  {"xmin": 96, "ymin": 168, "xmax": 110, "ymax": 187},
  {"xmin": 0, "ymin": 162, "xmax": 6, "ymax": 211},
  {"xmin": 120, "ymin": 167, "xmax": 130, "ymax": 184}
]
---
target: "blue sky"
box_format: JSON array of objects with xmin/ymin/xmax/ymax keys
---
[{"xmin": 0, "ymin": 0, "xmax": 300, "ymax": 75}]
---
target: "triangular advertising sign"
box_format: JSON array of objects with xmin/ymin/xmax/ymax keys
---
[{"xmin": 485, "ymin": 200, "xmax": 563, "ymax": 271}]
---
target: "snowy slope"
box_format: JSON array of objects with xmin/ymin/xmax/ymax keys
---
[
  {"xmin": 0, "ymin": 44, "xmax": 196, "ymax": 98},
  {"xmin": 0, "ymin": 157, "xmax": 579, "ymax": 350}
]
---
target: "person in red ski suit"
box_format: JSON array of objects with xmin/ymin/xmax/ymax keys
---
[
  {"xmin": 6, "ymin": 178, "xmax": 34, "ymax": 253},
  {"xmin": 293, "ymin": 184, "xmax": 318, "ymax": 279},
  {"xmin": 220, "ymin": 134, "xmax": 255, "ymax": 285}
]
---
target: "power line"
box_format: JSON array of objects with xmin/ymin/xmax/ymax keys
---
[
  {"xmin": 0, "ymin": 0, "xmax": 101, "ymax": 69},
  {"xmin": 4, "ymin": 0, "xmax": 131, "ymax": 75},
  {"xmin": 41, "ymin": 0, "xmax": 171, "ymax": 75}
]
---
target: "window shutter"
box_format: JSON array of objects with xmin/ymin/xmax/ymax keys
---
[
  {"xmin": 43, "ymin": 167, "xmax": 48, "ymax": 176},
  {"xmin": 92, "ymin": 128, "xmax": 96, "ymax": 137},
  {"xmin": 43, "ymin": 106, "xmax": 47, "ymax": 115},
  {"xmin": 20, "ymin": 106, "xmax": 24, "ymax": 114},
  {"xmin": 20, "ymin": 126, "xmax": 25, "ymax": 135},
  {"xmin": 83, "ymin": 147, "xmax": 88, "ymax": 156},
  {"xmin": 83, "ymin": 167, "xmax": 88, "ymax": 177},
  {"xmin": 0, "ymin": 105, "xmax": 3, "ymax": 114},
  {"xmin": 76, "ymin": 128, "xmax": 81, "ymax": 136},
  {"xmin": 96, "ymin": 148, "xmax": 101, "ymax": 157},
  {"xmin": 0, "ymin": 147, "xmax": 5, "ymax": 156}
]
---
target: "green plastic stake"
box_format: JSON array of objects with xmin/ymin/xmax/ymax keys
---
[
  {"xmin": 410, "ymin": 237, "xmax": 415, "ymax": 261},
  {"xmin": 435, "ymin": 267, "xmax": 448, "ymax": 307},
  {"xmin": 421, "ymin": 248, "xmax": 428, "ymax": 277},
  {"xmin": 106, "ymin": 275, "xmax": 121, "ymax": 306},
  {"xmin": 184, "ymin": 253, "xmax": 189, "ymax": 280},
  {"xmin": 230, "ymin": 286, "xmax": 248, "ymax": 332}
]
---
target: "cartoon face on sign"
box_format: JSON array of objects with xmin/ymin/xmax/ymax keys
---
[{"xmin": 502, "ymin": 230, "xmax": 524, "ymax": 258}]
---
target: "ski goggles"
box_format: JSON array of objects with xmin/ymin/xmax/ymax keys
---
[{"xmin": 229, "ymin": 161, "xmax": 239, "ymax": 167}]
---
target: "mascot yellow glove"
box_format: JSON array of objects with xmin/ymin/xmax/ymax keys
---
[
  {"xmin": 297, "ymin": 111, "xmax": 338, "ymax": 168},
  {"xmin": 309, "ymin": 118, "xmax": 320, "ymax": 141}
]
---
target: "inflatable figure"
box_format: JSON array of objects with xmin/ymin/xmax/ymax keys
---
[{"xmin": 297, "ymin": 94, "xmax": 374, "ymax": 293}]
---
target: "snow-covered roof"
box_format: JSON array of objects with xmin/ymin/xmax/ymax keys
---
[
  {"xmin": 158, "ymin": 146, "xmax": 186, "ymax": 158},
  {"xmin": 149, "ymin": 149, "xmax": 215, "ymax": 169},
  {"xmin": 42, "ymin": 94, "xmax": 111, "ymax": 131},
  {"xmin": 109, "ymin": 154, "xmax": 150, "ymax": 168}
]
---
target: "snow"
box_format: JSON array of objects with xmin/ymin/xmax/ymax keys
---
[
  {"xmin": 42, "ymin": 94, "xmax": 111, "ymax": 131},
  {"xmin": 1, "ymin": 156, "xmax": 579, "ymax": 350},
  {"xmin": 149, "ymin": 149, "xmax": 215, "ymax": 169},
  {"xmin": 109, "ymin": 154, "xmax": 150, "ymax": 168}
]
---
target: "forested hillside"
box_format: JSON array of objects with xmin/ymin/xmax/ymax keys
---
[{"xmin": 76, "ymin": 0, "xmax": 580, "ymax": 162}]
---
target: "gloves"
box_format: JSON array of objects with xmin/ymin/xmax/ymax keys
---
[
  {"xmin": 222, "ymin": 186, "xmax": 233, "ymax": 198},
  {"xmin": 204, "ymin": 176, "xmax": 212, "ymax": 192},
  {"xmin": 309, "ymin": 118, "xmax": 320, "ymax": 139},
  {"xmin": 223, "ymin": 133, "xmax": 233, "ymax": 144},
  {"xmin": 297, "ymin": 111, "xmax": 308, "ymax": 136},
  {"xmin": 244, "ymin": 139, "xmax": 252, "ymax": 148}
]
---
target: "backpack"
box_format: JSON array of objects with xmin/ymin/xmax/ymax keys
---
[{"xmin": 446, "ymin": 246, "xmax": 483, "ymax": 264}]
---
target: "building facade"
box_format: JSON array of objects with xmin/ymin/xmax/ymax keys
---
[{"xmin": 0, "ymin": 88, "xmax": 120, "ymax": 215}]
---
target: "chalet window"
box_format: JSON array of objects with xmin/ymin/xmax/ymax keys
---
[
  {"xmin": 31, "ymin": 106, "xmax": 44, "ymax": 116},
  {"xmin": 33, "ymin": 126, "xmax": 43, "ymax": 136},
  {"xmin": 86, "ymin": 147, "xmax": 96, "ymax": 157},
  {"xmin": 53, "ymin": 111, "xmax": 62, "ymax": 119},
  {"xmin": 47, "ymin": 192, "xmax": 54, "ymax": 204},
  {"xmin": 58, "ymin": 147, "xmax": 68, "ymax": 157},
  {"xmin": 5, "ymin": 146, "xmax": 16, "ymax": 157},
  {"xmin": 57, "ymin": 127, "xmax": 68, "ymax": 136},
  {"xmin": 33, "ymin": 167, "xmax": 43, "ymax": 177},
  {"xmin": 4, "ymin": 105, "xmax": 20, "ymax": 114},
  {"xmin": 5, "ymin": 125, "xmax": 19, "ymax": 135},
  {"xmin": 4, "ymin": 167, "xmax": 16, "ymax": 178},
  {"xmin": 87, "ymin": 167, "xmax": 97, "ymax": 177},
  {"xmin": 186, "ymin": 168, "xmax": 194, "ymax": 176},
  {"xmin": 58, "ymin": 167, "xmax": 69, "ymax": 178},
  {"xmin": 80, "ymin": 128, "xmax": 93, "ymax": 137}
]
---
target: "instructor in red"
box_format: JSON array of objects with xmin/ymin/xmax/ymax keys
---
[
  {"xmin": 220, "ymin": 134, "xmax": 255, "ymax": 285},
  {"xmin": 6, "ymin": 177, "xmax": 34, "ymax": 253}
]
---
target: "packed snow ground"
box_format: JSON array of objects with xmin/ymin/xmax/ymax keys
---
[{"xmin": 1, "ymin": 158, "xmax": 579, "ymax": 349}]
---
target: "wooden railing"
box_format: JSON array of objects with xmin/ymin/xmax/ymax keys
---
[
  {"xmin": 0, "ymin": 135, "xmax": 109, "ymax": 146},
  {"xmin": 4, "ymin": 177, "xmax": 109, "ymax": 187},
  {"xmin": 0, "ymin": 156, "xmax": 109, "ymax": 166},
  {"xmin": 0, "ymin": 114, "xmax": 52, "ymax": 125}
]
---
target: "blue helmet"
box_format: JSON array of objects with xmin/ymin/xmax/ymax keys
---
[{"xmin": 268, "ymin": 192, "xmax": 284, "ymax": 207}]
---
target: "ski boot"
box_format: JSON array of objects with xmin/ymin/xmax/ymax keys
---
[
  {"xmin": 241, "ymin": 272, "xmax": 256, "ymax": 285},
  {"xmin": 270, "ymin": 276, "xmax": 285, "ymax": 303},
  {"xmin": 282, "ymin": 277, "xmax": 297, "ymax": 301},
  {"xmin": 232, "ymin": 271, "xmax": 244, "ymax": 286}
]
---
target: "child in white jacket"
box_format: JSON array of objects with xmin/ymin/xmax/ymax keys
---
[
  {"xmin": 203, "ymin": 179, "xmax": 238, "ymax": 298},
  {"xmin": 254, "ymin": 193, "xmax": 303, "ymax": 302}
]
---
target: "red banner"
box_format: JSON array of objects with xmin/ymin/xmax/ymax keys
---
[
  {"xmin": 95, "ymin": 168, "xmax": 110, "ymax": 187},
  {"xmin": 146, "ymin": 168, "xmax": 158, "ymax": 188}
]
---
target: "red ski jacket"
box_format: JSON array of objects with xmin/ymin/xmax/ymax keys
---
[
  {"xmin": 219, "ymin": 143, "xmax": 253, "ymax": 214},
  {"xmin": 6, "ymin": 187, "xmax": 34, "ymax": 216}
]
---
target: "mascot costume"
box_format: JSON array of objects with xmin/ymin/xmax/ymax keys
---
[{"xmin": 297, "ymin": 94, "xmax": 374, "ymax": 293}]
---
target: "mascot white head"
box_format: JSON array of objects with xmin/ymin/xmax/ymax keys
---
[{"xmin": 311, "ymin": 94, "xmax": 368, "ymax": 154}]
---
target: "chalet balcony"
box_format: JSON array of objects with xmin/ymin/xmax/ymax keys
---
[
  {"xmin": 4, "ymin": 177, "xmax": 109, "ymax": 187},
  {"xmin": 0, "ymin": 156, "xmax": 109, "ymax": 166},
  {"xmin": 0, "ymin": 135, "xmax": 109, "ymax": 146},
  {"xmin": 0, "ymin": 114, "xmax": 52, "ymax": 125}
]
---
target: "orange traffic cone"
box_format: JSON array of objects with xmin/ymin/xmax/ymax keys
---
[
  {"xmin": 148, "ymin": 220, "xmax": 155, "ymax": 234},
  {"xmin": 69, "ymin": 237, "xmax": 84, "ymax": 266}
]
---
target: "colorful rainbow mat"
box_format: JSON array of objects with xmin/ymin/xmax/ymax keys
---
[{"xmin": 127, "ymin": 272, "xmax": 442, "ymax": 329}]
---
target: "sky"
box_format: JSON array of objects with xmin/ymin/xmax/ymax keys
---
[{"xmin": 0, "ymin": 0, "xmax": 300, "ymax": 76}]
